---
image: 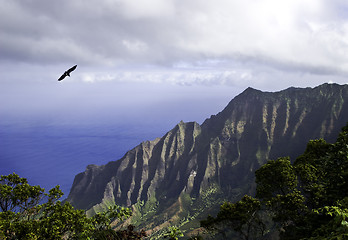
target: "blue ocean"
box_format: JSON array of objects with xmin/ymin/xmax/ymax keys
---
[{"xmin": 0, "ymin": 120, "xmax": 170, "ymax": 197}]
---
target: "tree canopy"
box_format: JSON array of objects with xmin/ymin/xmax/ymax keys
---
[
  {"xmin": 0, "ymin": 173, "xmax": 146, "ymax": 239},
  {"xmin": 202, "ymin": 123, "xmax": 348, "ymax": 239}
]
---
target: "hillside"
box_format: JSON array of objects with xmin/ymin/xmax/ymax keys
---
[{"xmin": 66, "ymin": 83, "xmax": 348, "ymax": 237}]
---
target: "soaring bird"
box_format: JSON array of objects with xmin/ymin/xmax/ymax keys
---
[{"xmin": 58, "ymin": 65, "xmax": 77, "ymax": 81}]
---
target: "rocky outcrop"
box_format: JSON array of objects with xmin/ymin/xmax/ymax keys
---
[
  {"xmin": 67, "ymin": 121, "xmax": 203, "ymax": 210},
  {"xmin": 66, "ymin": 83, "xmax": 348, "ymax": 230}
]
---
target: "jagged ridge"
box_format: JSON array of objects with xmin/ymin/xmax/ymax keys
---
[{"xmin": 66, "ymin": 83, "xmax": 348, "ymax": 233}]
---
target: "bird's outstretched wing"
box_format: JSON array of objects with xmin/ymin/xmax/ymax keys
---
[
  {"xmin": 58, "ymin": 73, "xmax": 67, "ymax": 81},
  {"xmin": 58, "ymin": 65, "xmax": 77, "ymax": 81},
  {"xmin": 67, "ymin": 65, "xmax": 77, "ymax": 74}
]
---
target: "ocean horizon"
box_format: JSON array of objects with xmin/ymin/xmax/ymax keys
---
[{"xmin": 0, "ymin": 83, "xmax": 239, "ymax": 199}]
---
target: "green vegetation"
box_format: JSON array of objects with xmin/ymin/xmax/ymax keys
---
[
  {"xmin": 1, "ymin": 120, "xmax": 347, "ymax": 239},
  {"xmin": 201, "ymin": 123, "xmax": 348, "ymax": 239},
  {"xmin": 60, "ymin": 84, "xmax": 347, "ymax": 239},
  {"xmin": 163, "ymin": 226, "xmax": 184, "ymax": 240},
  {"xmin": 0, "ymin": 173, "xmax": 145, "ymax": 239},
  {"xmin": 201, "ymin": 195, "xmax": 266, "ymax": 240}
]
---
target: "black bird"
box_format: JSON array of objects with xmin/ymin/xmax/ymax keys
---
[{"xmin": 58, "ymin": 65, "xmax": 77, "ymax": 81}]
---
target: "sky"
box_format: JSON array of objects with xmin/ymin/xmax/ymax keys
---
[
  {"xmin": 1, "ymin": 0, "xmax": 348, "ymax": 192},
  {"xmin": 1, "ymin": 0, "xmax": 348, "ymax": 121},
  {"xmin": 1, "ymin": 0, "xmax": 348, "ymax": 88}
]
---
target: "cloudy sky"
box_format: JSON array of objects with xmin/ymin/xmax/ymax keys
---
[
  {"xmin": 1, "ymin": 0, "xmax": 348, "ymax": 87},
  {"xmin": 1, "ymin": 0, "xmax": 348, "ymax": 193},
  {"xmin": 2, "ymin": 0, "xmax": 348, "ymax": 121}
]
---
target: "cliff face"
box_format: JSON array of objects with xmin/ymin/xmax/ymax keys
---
[{"xmin": 66, "ymin": 83, "xmax": 348, "ymax": 231}]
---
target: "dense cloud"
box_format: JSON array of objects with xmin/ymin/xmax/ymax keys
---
[{"xmin": 1, "ymin": 0, "xmax": 348, "ymax": 87}]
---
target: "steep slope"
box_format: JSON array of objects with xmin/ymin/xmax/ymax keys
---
[{"xmin": 66, "ymin": 83, "xmax": 348, "ymax": 235}]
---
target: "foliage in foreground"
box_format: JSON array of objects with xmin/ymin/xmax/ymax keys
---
[
  {"xmin": 201, "ymin": 123, "xmax": 348, "ymax": 240},
  {"xmin": 163, "ymin": 226, "xmax": 184, "ymax": 240},
  {"xmin": 0, "ymin": 173, "xmax": 146, "ymax": 239},
  {"xmin": 2, "ymin": 123, "xmax": 347, "ymax": 239}
]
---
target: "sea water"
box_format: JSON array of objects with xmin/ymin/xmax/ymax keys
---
[{"xmin": 0, "ymin": 121, "xmax": 168, "ymax": 197}]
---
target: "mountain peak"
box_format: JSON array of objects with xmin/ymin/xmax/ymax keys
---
[
  {"xmin": 243, "ymin": 86, "xmax": 259, "ymax": 92},
  {"xmin": 239, "ymin": 86, "xmax": 263, "ymax": 96},
  {"xmin": 66, "ymin": 83, "xmax": 348, "ymax": 236}
]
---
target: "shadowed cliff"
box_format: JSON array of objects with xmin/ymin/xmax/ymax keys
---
[{"xmin": 66, "ymin": 83, "xmax": 348, "ymax": 234}]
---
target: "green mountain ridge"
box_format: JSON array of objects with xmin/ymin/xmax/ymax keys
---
[{"xmin": 66, "ymin": 83, "xmax": 348, "ymax": 237}]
